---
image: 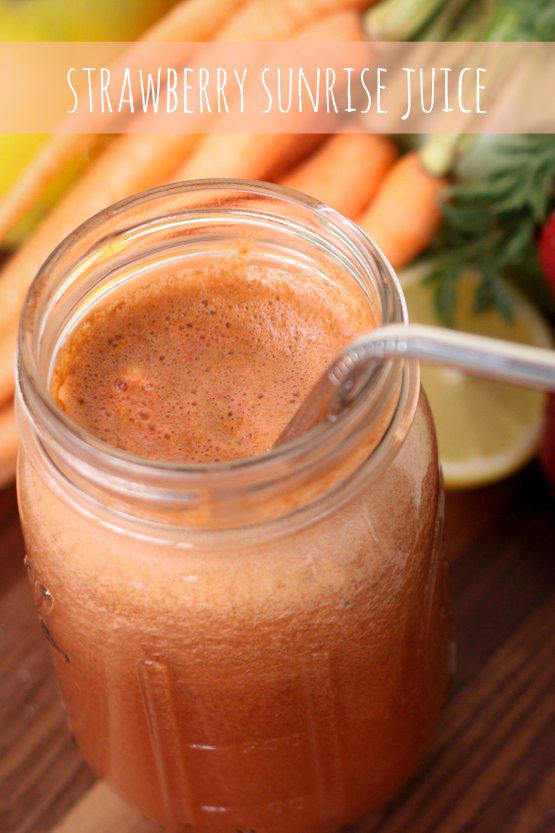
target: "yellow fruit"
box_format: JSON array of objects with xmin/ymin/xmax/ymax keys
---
[
  {"xmin": 0, "ymin": 0, "xmax": 177, "ymax": 42},
  {"xmin": 400, "ymin": 267, "xmax": 553, "ymax": 489}
]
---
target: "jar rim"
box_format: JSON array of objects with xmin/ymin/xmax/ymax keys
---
[{"xmin": 17, "ymin": 178, "xmax": 419, "ymax": 525}]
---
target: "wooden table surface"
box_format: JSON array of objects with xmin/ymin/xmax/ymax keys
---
[{"xmin": 1, "ymin": 465, "xmax": 554, "ymax": 833}]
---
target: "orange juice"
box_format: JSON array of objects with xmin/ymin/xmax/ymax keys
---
[{"xmin": 16, "ymin": 181, "xmax": 450, "ymax": 833}]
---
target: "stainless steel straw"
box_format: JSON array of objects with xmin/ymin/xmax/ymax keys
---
[{"xmin": 277, "ymin": 323, "xmax": 555, "ymax": 445}]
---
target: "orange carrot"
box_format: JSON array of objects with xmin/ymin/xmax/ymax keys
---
[
  {"xmin": 172, "ymin": 11, "xmax": 365, "ymax": 182},
  {"xmin": 280, "ymin": 133, "xmax": 397, "ymax": 218},
  {"xmin": 0, "ymin": 404, "xmax": 18, "ymax": 488},
  {"xmin": 173, "ymin": 133, "xmax": 313, "ymax": 182},
  {"xmin": 356, "ymin": 151, "xmax": 447, "ymax": 270},
  {"xmin": 145, "ymin": 0, "xmax": 246, "ymax": 41},
  {"xmin": 264, "ymin": 134, "xmax": 325, "ymax": 181},
  {"xmin": 218, "ymin": 0, "xmax": 374, "ymax": 39},
  {"xmin": 0, "ymin": 323, "xmax": 16, "ymax": 404},
  {"xmin": 0, "ymin": 134, "xmax": 102, "ymax": 244},
  {"xmin": 0, "ymin": 0, "xmax": 247, "ymax": 244}
]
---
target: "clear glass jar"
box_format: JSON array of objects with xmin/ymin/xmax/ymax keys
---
[{"xmin": 16, "ymin": 181, "xmax": 450, "ymax": 833}]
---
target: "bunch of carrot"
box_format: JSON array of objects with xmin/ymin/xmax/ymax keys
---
[{"xmin": 0, "ymin": 0, "xmax": 446, "ymax": 485}]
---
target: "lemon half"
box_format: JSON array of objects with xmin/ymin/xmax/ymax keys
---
[{"xmin": 400, "ymin": 267, "xmax": 552, "ymax": 489}]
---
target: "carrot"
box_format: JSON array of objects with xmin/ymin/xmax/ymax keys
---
[
  {"xmin": 0, "ymin": 134, "xmax": 101, "ymax": 244},
  {"xmin": 218, "ymin": 0, "xmax": 374, "ymax": 39},
  {"xmin": 0, "ymin": 404, "xmax": 18, "ymax": 488},
  {"xmin": 174, "ymin": 133, "xmax": 310, "ymax": 182},
  {"xmin": 0, "ymin": 0, "xmax": 247, "ymax": 244},
  {"xmin": 356, "ymin": 151, "xmax": 447, "ymax": 271},
  {"xmin": 171, "ymin": 11, "xmax": 365, "ymax": 182},
  {"xmin": 280, "ymin": 133, "xmax": 398, "ymax": 218},
  {"xmin": 0, "ymin": 323, "xmax": 17, "ymax": 404},
  {"xmin": 144, "ymin": 0, "xmax": 246, "ymax": 41},
  {"xmin": 256, "ymin": 134, "xmax": 325, "ymax": 181}
]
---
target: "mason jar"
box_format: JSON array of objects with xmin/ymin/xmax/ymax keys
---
[{"xmin": 16, "ymin": 180, "xmax": 450, "ymax": 833}]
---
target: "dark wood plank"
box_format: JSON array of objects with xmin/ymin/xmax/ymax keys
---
[
  {"xmin": 443, "ymin": 476, "xmax": 517, "ymax": 564},
  {"xmin": 365, "ymin": 597, "xmax": 555, "ymax": 833},
  {"xmin": 0, "ymin": 487, "xmax": 94, "ymax": 833},
  {"xmin": 364, "ymin": 464, "xmax": 555, "ymax": 833}
]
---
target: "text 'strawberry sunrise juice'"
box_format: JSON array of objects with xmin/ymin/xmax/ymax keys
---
[{"xmin": 16, "ymin": 181, "xmax": 450, "ymax": 833}]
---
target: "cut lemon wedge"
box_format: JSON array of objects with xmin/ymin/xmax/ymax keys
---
[{"xmin": 399, "ymin": 267, "xmax": 553, "ymax": 489}]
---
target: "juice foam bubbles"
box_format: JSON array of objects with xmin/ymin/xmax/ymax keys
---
[{"xmin": 52, "ymin": 259, "xmax": 371, "ymax": 462}]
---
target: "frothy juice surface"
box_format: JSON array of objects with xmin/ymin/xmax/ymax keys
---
[
  {"xmin": 17, "ymin": 248, "xmax": 449, "ymax": 833},
  {"xmin": 53, "ymin": 260, "xmax": 369, "ymax": 462}
]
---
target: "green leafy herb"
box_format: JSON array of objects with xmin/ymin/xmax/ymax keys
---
[
  {"xmin": 424, "ymin": 136, "xmax": 555, "ymax": 324},
  {"xmin": 413, "ymin": 0, "xmax": 555, "ymax": 323},
  {"xmin": 485, "ymin": 0, "xmax": 555, "ymax": 41}
]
